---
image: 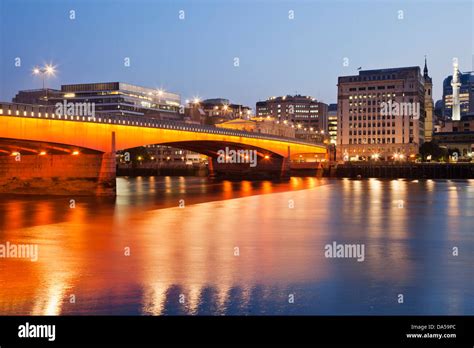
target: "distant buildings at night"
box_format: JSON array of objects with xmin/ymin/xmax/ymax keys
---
[
  {"xmin": 216, "ymin": 117, "xmax": 296, "ymax": 138},
  {"xmin": 13, "ymin": 82, "xmax": 182, "ymax": 121},
  {"xmin": 256, "ymin": 95, "xmax": 328, "ymax": 132},
  {"xmin": 186, "ymin": 98, "xmax": 252, "ymax": 125},
  {"xmin": 327, "ymin": 103, "xmax": 338, "ymax": 145},
  {"xmin": 433, "ymin": 114, "xmax": 474, "ymax": 157},
  {"xmin": 7, "ymin": 59, "xmax": 474, "ymax": 161},
  {"xmin": 442, "ymin": 70, "xmax": 474, "ymax": 120}
]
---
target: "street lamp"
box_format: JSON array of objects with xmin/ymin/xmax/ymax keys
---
[{"xmin": 32, "ymin": 64, "xmax": 56, "ymax": 100}]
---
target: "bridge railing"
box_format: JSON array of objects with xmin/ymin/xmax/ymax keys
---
[{"xmin": 0, "ymin": 102, "xmax": 326, "ymax": 149}]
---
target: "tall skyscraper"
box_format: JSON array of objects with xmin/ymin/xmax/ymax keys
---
[{"xmin": 337, "ymin": 66, "xmax": 426, "ymax": 160}]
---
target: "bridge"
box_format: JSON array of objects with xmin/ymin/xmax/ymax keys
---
[{"xmin": 0, "ymin": 102, "xmax": 327, "ymax": 195}]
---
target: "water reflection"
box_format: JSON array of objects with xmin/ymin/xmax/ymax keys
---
[{"xmin": 0, "ymin": 177, "xmax": 473, "ymax": 315}]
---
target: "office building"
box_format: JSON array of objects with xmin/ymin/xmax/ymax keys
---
[
  {"xmin": 13, "ymin": 82, "xmax": 182, "ymax": 121},
  {"xmin": 337, "ymin": 66, "xmax": 429, "ymax": 160},
  {"xmin": 256, "ymin": 95, "xmax": 328, "ymax": 131}
]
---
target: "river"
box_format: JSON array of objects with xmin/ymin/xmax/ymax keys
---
[{"xmin": 0, "ymin": 177, "xmax": 473, "ymax": 315}]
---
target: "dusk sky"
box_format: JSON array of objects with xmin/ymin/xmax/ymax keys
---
[{"xmin": 1, "ymin": 0, "xmax": 472, "ymax": 108}]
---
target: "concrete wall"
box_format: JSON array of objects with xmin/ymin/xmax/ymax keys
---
[
  {"xmin": 331, "ymin": 163, "xmax": 474, "ymax": 179},
  {"xmin": 0, "ymin": 153, "xmax": 116, "ymax": 196}
]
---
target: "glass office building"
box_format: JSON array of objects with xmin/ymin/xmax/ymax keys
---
[{"xmin": 13, "ymin": 82, "xmax": 182, "ymax": 121}]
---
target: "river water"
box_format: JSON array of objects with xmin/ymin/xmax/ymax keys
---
[{"xmin": 0, "ymin": 177, "xmax": 473, "ymax": 315}]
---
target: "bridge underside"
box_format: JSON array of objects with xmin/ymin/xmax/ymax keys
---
[
  {"xmin": 160, "ymin": 140, "xmax": 283, "ymax": 159},
  {"xmin": 0, "ymin": 123, "xmax": 326, "ymax": 194},
  {"xmin": 159, "ymin": 141, "xmax": 291, "ymax": 179},
  {"xmin": 0, "ymin": 138, "xmax": 114, "ymax": 196},
  {"xmin": 0, "ymin": 138, "xmax": 102, "ymax": 155}
]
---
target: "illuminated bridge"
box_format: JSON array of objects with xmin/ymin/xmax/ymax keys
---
[{"xmin": 0, "ymin": 102, "xmax": 327, "ymax": 195}]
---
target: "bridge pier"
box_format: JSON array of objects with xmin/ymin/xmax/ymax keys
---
[
  {"xmin": 0, "ymin": 152, "xmax": 116, "ymax": 196},
  {"xmin": 0, "ymin": 133, "xmax": 116, "ymax": 196}
]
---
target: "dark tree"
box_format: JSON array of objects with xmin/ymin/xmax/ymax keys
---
[{"xmin": 419, "ymin": 141, "xmax": 447, "ymax": 162}]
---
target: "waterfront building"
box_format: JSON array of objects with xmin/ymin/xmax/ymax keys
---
[
  {"xmin": 433, "ymin": 114, "xmax": 474, "ymax": 158},
  {"xmin": 337, "ymin": 65, "xmax": 429, "ymax": 161},
  {"xmin": 256, "ymin": 95, "xmax": 328, "ymax": 131},
  {"xmin": 13, "ymin": 82, "xmax": 182, "ymax": 121},
  {"xmin": 12, "ymin": 88, "xmax": 63, "ymax": 105},
  {"xmin": 143, "ymin": 145, "xmax": 204, "ymax": 163}
]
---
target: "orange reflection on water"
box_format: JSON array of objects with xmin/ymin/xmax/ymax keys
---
[{"xmin": 0, "ymin": 178, "xmax": 471, "ymax": 315}]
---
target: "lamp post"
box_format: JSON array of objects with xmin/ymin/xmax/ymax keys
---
[{"xmin": 32, "ymin": 64, "xmax": 56, "ymax": 101}]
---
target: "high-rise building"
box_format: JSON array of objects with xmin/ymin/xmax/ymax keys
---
[
  {"xmin": 256, "ymin": 95, "xmax": 328, "ymax": 131},
  {"xmin": 442, "ymin": 68, "xmax": 474, "ymax": 120},
  {"xmin": 337, "ymin": 66, "xmax": 428, "ymax": 160}
]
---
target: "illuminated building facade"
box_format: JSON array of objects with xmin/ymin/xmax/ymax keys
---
[
  {"xmin": 256, "ymin": 95, "xmax": 328, "ymax": 131},
  {"xmin": 337, "ymin": 66, "xmax": 428, "ymax": 161},
  {"xmin": 13, "ymin": 82, "xmax": 182, "ymax": 121},
  {"xmin": 199, "ymin": 98, "xmax": 252, "ymax": 124},
  {"xmin": 328, "ymin": 103, "xmax": 338, "ymax": 144}
]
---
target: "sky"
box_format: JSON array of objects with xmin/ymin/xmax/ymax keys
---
[{"xmin": 0, "ymin": 0, "xmax": 472, "ymax": 109}]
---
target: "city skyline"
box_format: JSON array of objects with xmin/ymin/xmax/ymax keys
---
[
  {"xmin": 1, "ymin": 0, "xmax": 472, "ymax": 108},
  {"xmin": 0, "ymin": 1, "xmax": 473, "ymax": 343}
]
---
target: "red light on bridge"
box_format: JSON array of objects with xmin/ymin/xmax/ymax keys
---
[
  {"xmin": 264, "ymin": 155, "xmax": 270, "ymax": 159},
  {"xmin": 72, "ymin": 151, "xmax": 80, "ymax": 156},
  {"xmin": 10, "ymin": 152, "xmax": 20, "ymax": 157},
  {"xmin": 39, "ymin": 151, "xmax": 47, "ymax": 156}
]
